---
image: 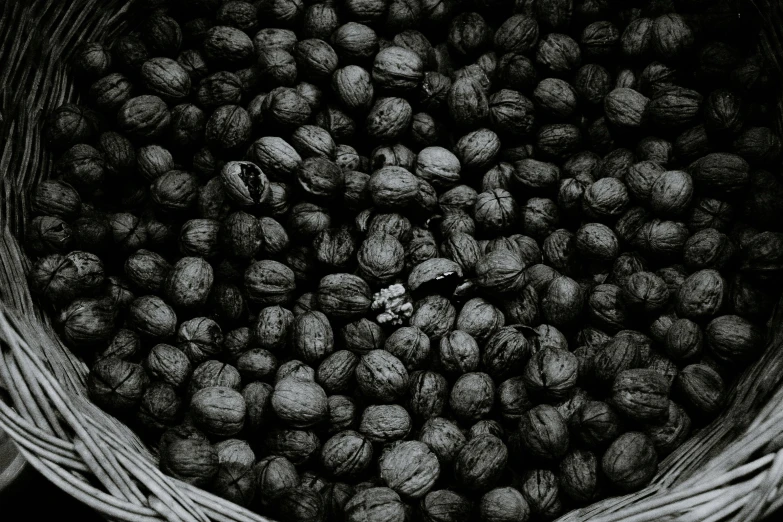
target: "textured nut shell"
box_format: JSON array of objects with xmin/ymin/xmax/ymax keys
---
[
  {"xmin": 345, "ymin": 487, "xmax": 406, "ymax": 522},
  {"xmin": 454, "ymin": 435, "xmax": 508, "ymax": 492},
  {"xmin": 559, "ymin": 449, "xmax": 600, "ymax": 503},
  {"xmin": 165, "ymin": 257, "xmax": 214, "ymax": 308},
  {"xmin": 161, "ymin": 438, "xmax": 218, "ymax": 487},
  {"xmin": 611, "ymin": 369, "xmax": 670, "ymax": 421},
  {"xmin": 379, "ymin": 441, "xmax": 440, "ymax": 499},
  {"xmin": 245, "ymin": 260, "xmax": 296, "ymax": 305},
  {"xmin": 320, "ymin": 430, "xmax": 373, "ymax": 478},
  {"xmin": 604, "ymin": 88, "xmax": 649, "ymax": 128},
  {"xmin": 373, "ymin": 46, "xmax": 424, "ymax": 90},
  {"xmin": 272, "ymin": 377, "xmax": 328, "ymax": 427},
  {"xmin": 408, "ymin": 258, "xmax": 463, "ymax": 292},
  {"xmin": 359, "ymin": 404, "xmax": 412, "ymax": 442},
  {"xmin": 676, "ymin": 269, "xmax": 726, "ymax": 319},
  {"xmin": 518, "ymin": 404, "xmax": 569, "ymax": 460},
  {"xmin": 317, "ymin": 273, "xmax": 372, "ymax": 319},
  {"xmin": 292, "ymin": 311, "xmax": 335, "ymax": 364},
  {"xmin": 601, "ymin": 432, "xmax": 658, "ymax": 491},
  {"xmin": 418, "ymin": 417, "xmax": 467, "ymax": 465},
  {"xmin": 191, "ymin": 386, "xmax": 246, "ymax": 437},
  {"xmin": 408, "ymin": 371, "xmax": 448, "ymax": 421},
  {"xmin": 523, "ymin": 348, "xmax": 578, "ymax": 401},
  {"xmin": 141, "ymin": 57, "xmax": 191, "ymax": 99},
  {"xmin": 356, "ymin": 350, "xmax": 409, "ymax": 402},
  {"xmin": 705, "ymin": 314, "xmax": 764, "ymax": 363},
  {"xmin": 450, "ymin": 372, "xmax": 495, "ymax": 421}
]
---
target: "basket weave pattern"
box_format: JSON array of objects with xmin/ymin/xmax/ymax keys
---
[{"xmin": 1, "ymin": 1, "xmax": 783, "ymax": 521}]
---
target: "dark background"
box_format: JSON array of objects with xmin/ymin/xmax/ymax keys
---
[{"xmin": 0, "ymin": 466, "xmax": 101, "ymax": 519}]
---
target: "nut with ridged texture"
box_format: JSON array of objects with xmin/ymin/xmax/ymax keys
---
[
  {"xmin": 359, "ymin": 404, "xmax": 412, "ymax": 443},
  {"xmin": 601, "ymin": 432, "xmax": 658, "ymax": 492},
  {"xmin": 191, "ymin": 386, "xmax": 246, "ymax": 437},
  {"xmin": 518, "ymin": 404, "xmax": 569, "ymax": 461},
  {"xmin": 523, "ymin": 348, "xmax": 578, "ymax": 402},
  {"xmin": 604, "ymin": 88, "xmax": 649, "ymax": 128},
  {"xmin": 674, "ymin": 364, "xmax": 725, "ymax": 416},
  {"xmin": 220, "ymin": 161, "xmax": 271, "ymax": 208},
  {"xmin": 356, "ymin": 350, "xmax": 409, "ymax": 403},
  {"xmin": 454, "ymin": 434, "xmax": 508, "ymax": 492},
  {"xmin": 559, "ymin": 449, "xmax": 600, "ymax": 504},
  {"xmin": 611, "ymin": 368, "xmax": 670, "ymax": 423},
  {"xmin": 165, "ymin": 257, "xmax": 214, "ymax": 309},
  {"xmin": 88, "ymin": 357, "xmax": 148, "ymax": 412},
  {"xmin": 450, "ymin": 372, "xmax": 495, "ymax": 422},
  {"xmin": 379, "ymin": 440, "xmax": 440, "ymax": 499},
  {"xmin": 345, "ymin": 487, "xmax": 406, "ymax": 522},
  {"xmin": 160, "ymin": 437, "xmax": 218, "ymax": 488},
  {"xmin": 321, "ymin": 430, "xmax": 373, "ymax": 479},
  {"xmin": 705, "ymin": 314, "xmax": 764, "ymax": 364},
  {"xmin": 272, "ymin": 376, "xmax": 328, "ymax": 428}
]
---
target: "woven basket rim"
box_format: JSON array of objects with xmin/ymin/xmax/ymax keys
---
[{"xmin": 3, "ymin": 1, "xmax": 783, "ymax": 521}]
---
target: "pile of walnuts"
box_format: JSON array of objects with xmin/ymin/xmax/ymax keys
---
[{"xmin": 27, "ymin": 0, "xmax": 783, "ymax": 520}]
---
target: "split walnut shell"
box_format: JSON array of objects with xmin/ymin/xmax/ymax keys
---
[
  {"xmin": 408, "ymin": 258, "xmax": 463, "ymax": 293},
  {"xmin": 220, "ymin": 161, "xmax": 271, "ymax": 207}
]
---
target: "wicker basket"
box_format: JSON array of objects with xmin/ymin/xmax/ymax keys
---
[
  {"xmin": 2, "ymin": 1, "xmax": 783, "ymax": 521},
  {"xmin": 0, "ymin": 427, "xmax": 26, "ymax": 493}
]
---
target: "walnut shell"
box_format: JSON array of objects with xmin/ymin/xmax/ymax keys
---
[
  {"xmin": 359, "ymin": 404, "xmax": 412, "ymax": 443},
  {"xmin": 454, "ymin": 435, "xmax": 508, "ymax": 492},
  {"xmin": 191, "ymin": 386, "xmax": 246, "ymax": 437},
  {"xmin": 272, "ymin": 377, "xmax": 328, "ymax": 428},
  {"xmin": 611, "ymin": 369, "xmax": 670, "ymax": 422},
  {"xmin": 601, "ymin": 432, "xmax": 658, "ymax": 492},
  {"xmin": 356, "ymin": 350, "xmax": 409, "ymax": 403},
  {"xmin": 320, "ymin": 430, "xmax": 373, "ymax": 478},
  {"xmin": 379, "ymin": 440, "xmax": 440, "ymax": 499}
]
